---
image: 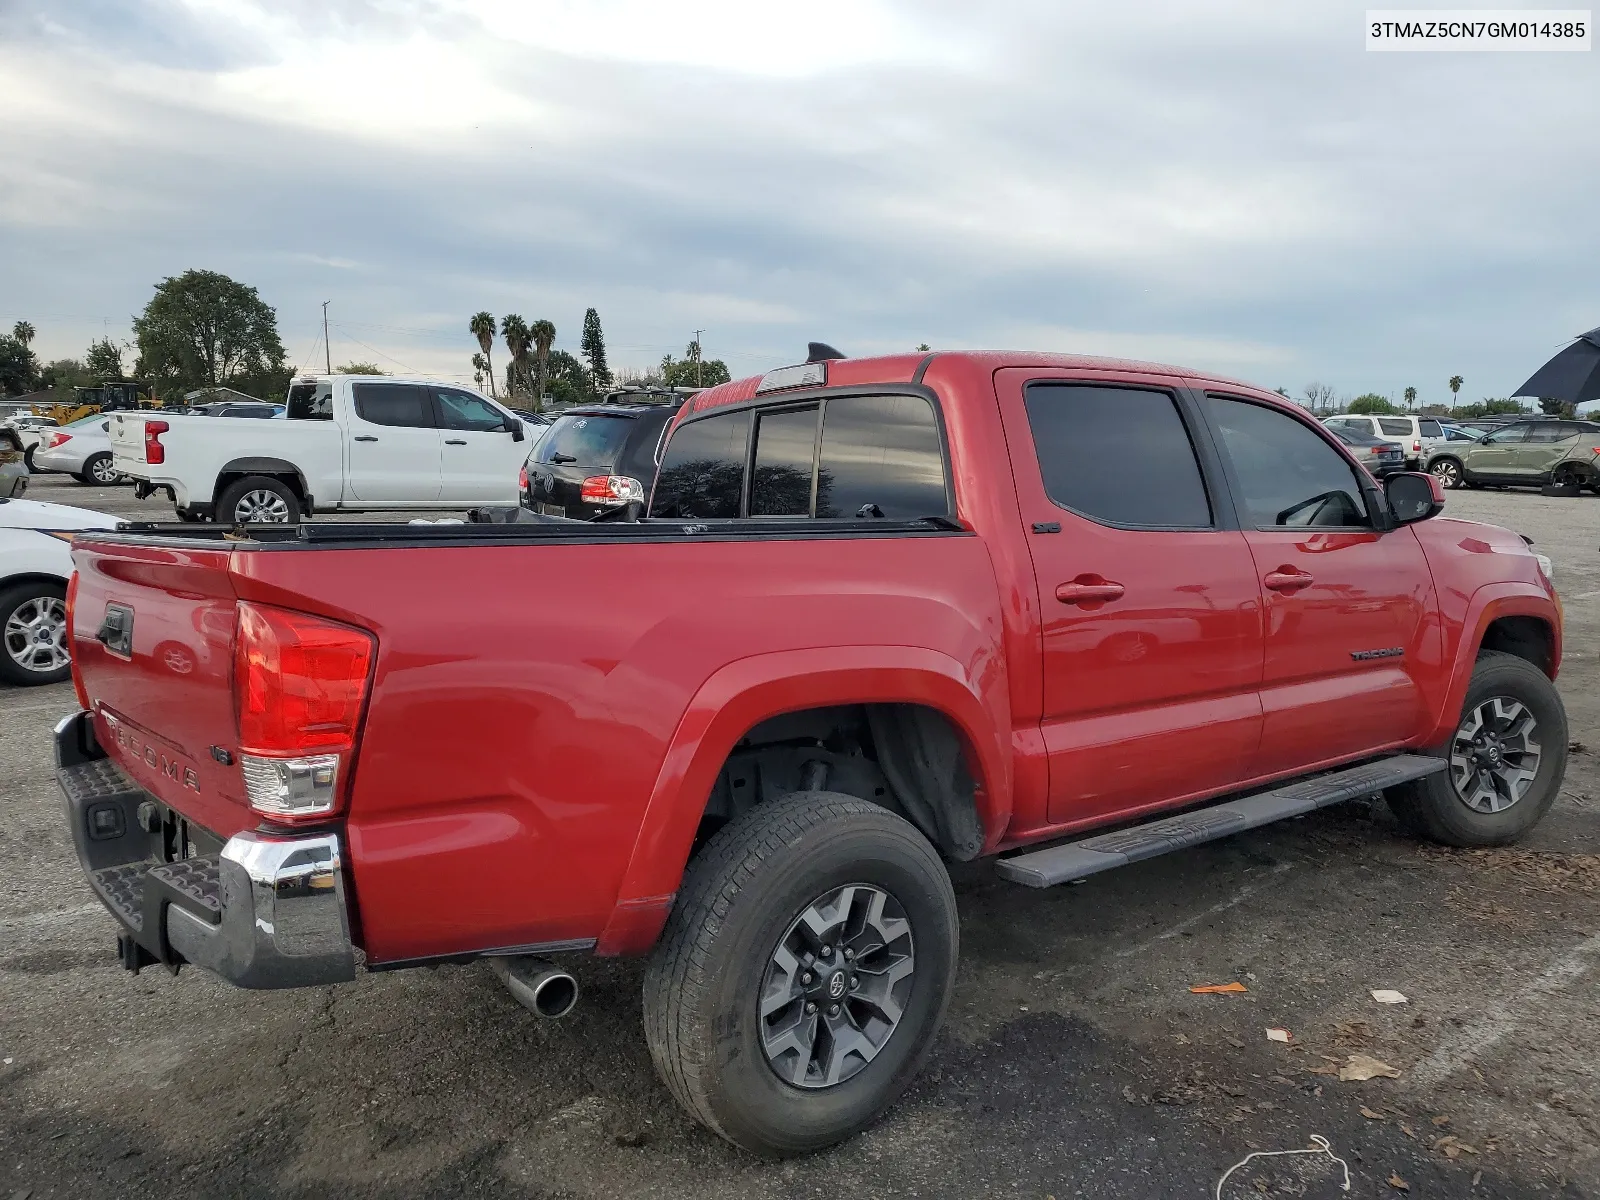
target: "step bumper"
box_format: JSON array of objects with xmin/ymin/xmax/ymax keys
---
[{"xmin": 55, "ymin": 709, "xmax": 357, "ymax": 989}]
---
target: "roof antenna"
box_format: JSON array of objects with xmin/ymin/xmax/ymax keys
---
[{"xmin": 807, "ymin": 342, "xmax": 845, "ymax": 363}]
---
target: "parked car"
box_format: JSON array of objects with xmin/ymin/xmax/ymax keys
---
[
  {"xmin": 1440, "ymin": 423, "xmax": 1488, "ymax": 442},
  {"xmin": 57, "ymin": 350, "xmax": 1566, "ymax": 1157},
  {"xmin": 521, "ymin": 401, "xmax": 683, "ymax": 518},
  {"xmin": 1322, "ymin": 414, "xmax": 1445, "ymax": 468},
  {"xmin": 29, "ymin": 414, "xmax": 123, "ymax": 484},
  {"xmin": 0, "ymin": 495, "xmax": 117, "ymax": 684},
  {"xmin": 0, "ymin": 413, "xmax": 60, "ymax": 464},
  {"xmin": 195, "ymin": 402, "xmax": 285, "ymax": 419},
  {"xmin": 1426, "ymin": 419, "xmax": 1600, "ymax": 492},
  {"xmin": 106, "ymin": 375, "xmax": 530, "ymax": 523},
  {"xmin": 1326, "ymin": 423, "xmax": 1406, "ymax": 477}
]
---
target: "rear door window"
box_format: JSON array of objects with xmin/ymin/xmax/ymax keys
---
[
  {"xmin": 816, "ymin": 394, "xmax": 948, "ymax": 518},
  {"xmin": 1023, "ymin": 384, "xmax": 1212, "ymax": 528},
  {"xmin": 650, "ymin": 410, "xmax": 749, "ymax": 518},
  {"xmin": 352, "ymin": 382, "xmax": 434, "ymax": 428},
  {"xmin": 535, "ymin": 413, "xmax": 633, "ymax": 465},
  {"xmin": 1377, "ymin": 418, "xmax": 1413, "ymax": 437},
  {"xmin": 749, "ymin": 405, "xmax": 819, "ymax": 517},
  {"xmin": 1524, "ymin": 423, "xmax": 1570, "ymax": 443},
  {"xmin": 1209, "ymin": 396, "xmax": 1371, "ymax": 528}
]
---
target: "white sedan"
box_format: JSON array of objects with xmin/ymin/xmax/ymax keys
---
[
  {"xmin": 0, "ymin": 496, "xmax": 119, "ymax": 685},
  {"xmin": 30, "ymin": 415, "xmax": 122, "ymax": 485}
]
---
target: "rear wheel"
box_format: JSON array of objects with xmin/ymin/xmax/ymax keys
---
[
  {"xmin": 79, "ymin": 453, "xmax": 118, "ymax": 485},
  {"xmin": 0, "ymin": 580, "xmax": 71, "ymax": 686},
  {"xmin": 22, "ymin": 446, "xmax": 36, "ymax": 471},
  {"xmin": 216, "ymin": 475, "xmax": 301, "ymax": 524},
  {"xmin": 1429, "ymin": 457, "xmax": 1463, "ymax": 489},
  {"xmin": 1387, "ymin": 652, "xmax": 1567, "ymax": 846},
  {"xmin": 644, "ymin": 791, "xmax": 957, "ymax": 1157},
  {"xmin": 1550, "ymin": 464, "xmax": 1585, "ymax": 491}
]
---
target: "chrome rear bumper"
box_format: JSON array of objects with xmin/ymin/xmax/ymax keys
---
[{"xmin": 55, "ymin": 710, "xmax": 356, "ymax": 989}]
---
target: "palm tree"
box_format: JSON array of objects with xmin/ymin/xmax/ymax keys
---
[
  {"xmin": 1404, "ymin": 386, "xmax": 1417, "ymax": 410},
  {"xmin": 500, "ymin": 315, "xmax": 530, "ymax": 398},
  {"xmin": 12, "ymin": 321, "xmax": 34, "ymax": 347},
  {"xmin": 470, "ymin": 312, "xmax": 498, "ymax": 399},
  {"xmin": 1448, "ymin": 375, "xmax": 1463, "ymax": 406},
  {"xmin": 530, "ymin": 319, "xmax": 556, "ymax": 408}
]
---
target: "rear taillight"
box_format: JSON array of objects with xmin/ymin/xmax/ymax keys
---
[
  {"xmin": 48, "ymin": 433, "xmax": 71, "ymax": 449},
  {"xmin": 66, "ymin": 570, "xmax": 91, "ymax": 711},
  {"xmin": 144, "ymin": 420, "xmax": 169, "ymax": 465},
  {"xmin": 579, "ymin": 475, "xmax": 645, "ymax": 506},
  {"xmin": 234, "ymin": 602, "xmax": 374, "ymax": 822},
  {"xmin": 1412, "ymin": 440, "xmax": 1421, "ymax": 452},
  {"xmin": 518, "ymin": 465, "xmax": 529, "ymax": 491}
]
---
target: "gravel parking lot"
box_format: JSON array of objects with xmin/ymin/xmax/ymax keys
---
[{"xmin": 4, "ymin": 476, "xmax": 1599, "ymax": 1199}]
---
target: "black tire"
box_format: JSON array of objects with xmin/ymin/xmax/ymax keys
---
[
  {"xmin": 77, "ymin": 453, "xmax": 118, "ymax": 486},
  {"xmin": 0, "ymin": 579, "xmax": 71, "ymax": 686},
  {"xmin": 22, "ymin": 446, "xmax": 36, "ymax": 471},
  {"xmin": 0, "ymin": 430, "xmax": 21, "ymax": 452},
  {"xmin": 1387, "ymin": 651, "xmax": 1567, "ymax": 847},
  {"xmin": 644, "ymin": 791, "xmax": 958, "ymax": 1157},
  {"xmin": 1429, "ymin": 457, "xmax": 1463, "ymax": 490},
  {"xmin": 215, "ymin": 475, "xmax": 301, "ymax": 524}
]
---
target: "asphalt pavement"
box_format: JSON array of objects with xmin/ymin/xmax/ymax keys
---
[{"xmin": 3, "ymin": 475, "xmax": 1599, "ymax": 1198}]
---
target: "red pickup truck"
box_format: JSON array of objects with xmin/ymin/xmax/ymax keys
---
[{"xmin": 56, "ymin": 350, "xmax": 1567, "ymax": 1157}]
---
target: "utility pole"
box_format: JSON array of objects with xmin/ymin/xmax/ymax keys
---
[
  {"xmin": 692, "ymin": 329, "xmax": 704, "ymax": 388},
  {"xmin": 322, "ymin": 301, "xmax": 332, "ymax": 374}
]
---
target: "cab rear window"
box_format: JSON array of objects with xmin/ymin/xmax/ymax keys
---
[{"xmin": 535, "ymin": 413, "xmax": 633, "ymax": 465}]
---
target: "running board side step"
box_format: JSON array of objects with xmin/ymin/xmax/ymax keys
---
[{"xmin": 995, "ymin": 754, "xmax": 1446, "ymax": 888}]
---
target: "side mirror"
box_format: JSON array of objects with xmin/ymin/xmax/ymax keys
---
[
  {"xmin": 1386, "ymin": 471, "xmax": 1444, "ymax": 525},
  {"xmin": 510, "ymin": 419, "xmax": 525, "ymax": 443}
]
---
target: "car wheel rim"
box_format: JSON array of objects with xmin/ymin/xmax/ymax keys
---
[
  {"xmin": 758, "ymin": 883, "xmax": 916, "ymax": 1090},
  {"xmin": 1432, "ymin": 461, "xmax": 1458, "ymax": 488},
  {"xmin": 1449, "ymin": 695, "xmax": 1541, "ymax": 814},
  {"xmin": 234, "ymin": 490, "xmax": 291, "ymax": 522},
  {"xmin": 4, "ymin": 595, "xmax": 69, "ymax": 673},
  {"xmin": 91, "ymin": 458, "xmax": 117, "ymax": 483}
]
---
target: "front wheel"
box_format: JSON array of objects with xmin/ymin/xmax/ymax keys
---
[
  {"xmin": 1430, "ymin": 457, "xmax": 1463, "ymax": 490},
  {"xmin": 216, "ymin": 475, "xmax": 301, "ymax": 524},
  {"xmin": 0, "ymin": 580, "xmax": 71, "ymax": 686},
  {"xmin": 644, "ymin": 791, "xmax": 957, "ymax": 1157},
  {"xmin": 1387, "ymin": 651, "xmax": 1568, "ymax": 846}
]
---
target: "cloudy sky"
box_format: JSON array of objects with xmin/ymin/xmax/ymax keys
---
[{"xmin": 1, "ymin": 0, "xmax": 1595, "ymax": 407}]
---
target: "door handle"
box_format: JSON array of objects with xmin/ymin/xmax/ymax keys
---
[
  {"xmin": 353, "ymin": 435, "xmax": 378, "ymax": 443},
  {"xmin": 1263, "ymin": 569, "xmax": 1313, "ymax": 592},
  {"xmin": 1056, "ymin": 579, "xmax": 1125, "ymax": 605},
  {"xmin": 445, "ymin": 439, "xmax": 467, "ymax": 445}
]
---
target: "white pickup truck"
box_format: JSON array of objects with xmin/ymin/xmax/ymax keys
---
[{"xmin": 108, "ymin": 375, "xmax": 531, "ymax": 523}]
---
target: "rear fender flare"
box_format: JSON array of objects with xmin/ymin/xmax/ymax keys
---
[
  {"xmin": 214, "ymin": 459, "xmax": 312, "ymax": 508},
  {"xmin": 595, "ymin": 645, "xmax": 1012, "ymax": 956},
  {"xmin": 1424, "ymin": 585, "xmax": 1561, "ymax": 745}
]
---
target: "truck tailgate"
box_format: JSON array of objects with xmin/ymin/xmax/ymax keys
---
[
  {"xmin": 70, "ymin": 536, "xmax": 254, "ymax": 837},
  {"xmin": 106, "ymin": 412, "xmax": 150, "ymax": 471}
]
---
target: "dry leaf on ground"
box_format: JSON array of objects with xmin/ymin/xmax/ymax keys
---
[
  {"xmin": 1388, "ymin": 1173, "xmax": 1410, "ymax": 1191},
  {"xmin": 1190, "ymin": 982, "xmax": 1248, "ymax": 994},
  {"xmin": 1339, "ymin": 1054, "xmax": 1401, "ymax": 1081},
  {"xmin": 1266, "ymin": 1028, "xmax": 1292, "ymax": 1043},
  {"xmin": 1371, "ymin": 989, "xmax": 1409, "ymax": 1005}
]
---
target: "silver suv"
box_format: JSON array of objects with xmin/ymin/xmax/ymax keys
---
[{"xmin": 1322, "ymin": 414, "xmax": 1445, "ymax": 469}]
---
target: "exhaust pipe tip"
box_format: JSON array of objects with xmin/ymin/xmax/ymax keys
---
[{"xmin": 490, "ymin": 955, "xmax": 579, "ymax": 1019}]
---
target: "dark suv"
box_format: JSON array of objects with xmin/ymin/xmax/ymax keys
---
[{"xmin": 522, "ymin": 402, "xmax": 683, "ymax": 518}]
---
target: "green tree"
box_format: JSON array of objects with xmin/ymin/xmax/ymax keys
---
[
  {"xmin": 580, "ymin": 308, "xmax": 611, "ymax": 394},
  {"xmin": 530, "ymin": 319, "xmax": 556, "ymax": 405},
  {"xmin": 84, "ymin": 336, "xmax": 125, "ymax": 381},
  {"xmin": 133, "ymin": 269, "xmax": 287, "ymax": 399},
  {"xmin": 500, "ymin": 315, "xmax": 531, "ymax": 399},
  {"xmin": 470, "ymin": 311, "xmax": 498, "ymax": 400},
  {"xmin": 335, "ymin": 361, "xmax": 385, "ymax": 375},
  {"xmin": 40, "ymin": 358, "xmax": 91, "ymax": 391},
  {"xmin": 660, "ymin": 341, "xmax": 730, "ymax": 389},
  {"xmin": 544, "ymin": 349, "xmax": 591, "ymax": 406},
  {"xmin": 1448, "ymin": 375, "xmax": 1463, "ymax": 405},
  {"xmin": 1273, "ymin": 387, "xmax": 1289, "ymax": 397},
  {"xmin": 12, "ymin": 321, "xmax": 35, "ymax": 348},
  {"xmin": 1537, "ymin": 396, "xmax": 1574, "ymax": 417},
  {"xmin": 1349, "ymin": 393, "xmax": 1397, "ymax": 415},
  {"xmin": 916, "ymin": 343, "xmax": 931, "ymax": 352},
  {"xmin": 1403, "ymin": 386, "xmax": 1417, "ymax": 410},
  {"xmin": 0, "ymin": 335, "xmax": 38, "ymax": 396}
]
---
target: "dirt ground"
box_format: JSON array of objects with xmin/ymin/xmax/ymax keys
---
[{"xmin": 3, "ymin": 475, "xmax": 1598, "ymax": 1198}]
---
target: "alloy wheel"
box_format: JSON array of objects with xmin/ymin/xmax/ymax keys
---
[
  {"xmin": 89, "ymin": 456, "xmax": 119, "ymax": 484},
  {"xmin": 233, "ymin": 489, "xmax": 291, "ymax": 523},
  {"xmin": 4, "ymin": 594, "xmax": 69, "ymax": 674},
  {"xmin": 758, "ymin": 883, "xmax": 916, "ymax": 1089},
  {"xmin": 1431, "ymin": 460, "xmax": 1461, "ymax": 489},
  {"xmin": 1449, "ymin": 695, "xmax": 1542, "ymax": 814}
]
